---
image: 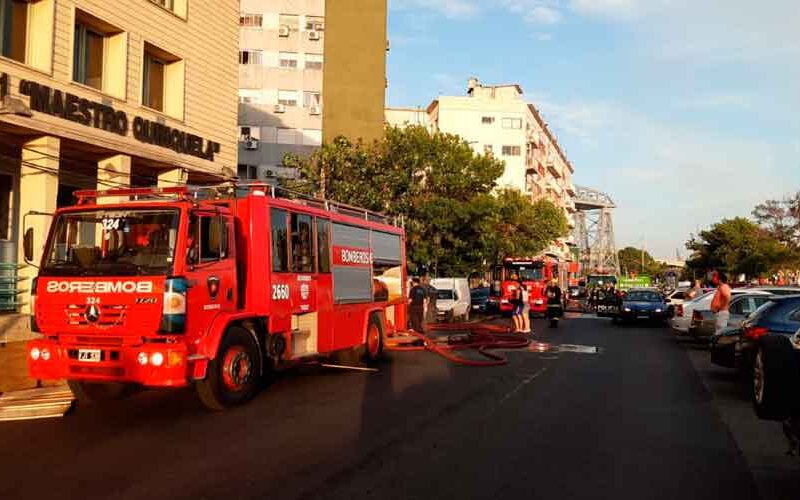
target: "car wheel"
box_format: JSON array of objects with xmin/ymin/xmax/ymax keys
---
[
  {"xmin": 196, "ymin": 327, "xmax": 262, "ymax": 411},
  {"xmin": 753, "ymin": 335, "xmax": 799, "ymax": 421}
]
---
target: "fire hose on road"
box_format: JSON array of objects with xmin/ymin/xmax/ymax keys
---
[{"xmin": 385, "ymin": 322, "xmax": 531, "ymax": 367}]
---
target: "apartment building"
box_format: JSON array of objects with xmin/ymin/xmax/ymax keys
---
[
  {"xmin": 237, "ymin": 0, "xmax": 387, "ymax": 181},
  {"xmin": 427, "ymin": 78, "xmax": 576, "ymax": 212},
  {"xmin": 385, "ymin": 106, "xmax": 431, "ymax": 130},
  {"xmin": 0, "ymin": 0, "xmax": 240, "ymax": 310}
]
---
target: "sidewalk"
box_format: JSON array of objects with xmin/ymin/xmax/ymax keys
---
[{"xmin": 0, "ymin": 314, "xmax": 57, "ymax": 394}]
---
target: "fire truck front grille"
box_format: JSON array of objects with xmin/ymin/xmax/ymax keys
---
[{"xmin": 65, "ymin": 304, "xmax": 128, "ymax": 327}]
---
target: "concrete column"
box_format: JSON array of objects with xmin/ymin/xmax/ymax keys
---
[
  {"xmin": 157, "ymin": 168, "xmax": 188, "ymax": 188},
  {"xmin": 18, "ymin": 136, "xmax": 60, "ymax": 314},
  {"xmin": 97, "ymin": 154, "xmax": 131, "ymax": 204}
]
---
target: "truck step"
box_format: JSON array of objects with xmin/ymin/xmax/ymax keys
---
[{"xmin": 0, "ymin": 385, "xmax": 74, "ymax": 422}]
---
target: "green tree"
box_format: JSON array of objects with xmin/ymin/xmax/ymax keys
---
[
  {"xmin": 686, "ymin": 217, "xmax": 796, "ymax": 278},
  {"xmin": 752, "ymin": 193, "xmax": 800, "ymax": 250},
  {"xmin": 618, "ymin": 246, "xmax": 665, "ymax": 277},
  {"xmin": 283, "ymin": 126, "xmax": 569, "ymax": 274}
]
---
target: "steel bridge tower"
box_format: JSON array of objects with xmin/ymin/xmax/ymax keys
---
[{"xmin": 573, "ymin": 186, "xmax": 620, "ymax": 276}]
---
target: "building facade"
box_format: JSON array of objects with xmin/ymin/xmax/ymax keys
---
[
  {"xmin": 416, "ymin": 78, "xmax": 577, "ymax": 258},
  {"xmin": 0, "ymin": 0, "xmax": 239, "ymax": 310},
  {"xmin": 385, "ymin": 106, "xmax": 430, "ymax": 130},
  {"xmin": 237, "ymin": 0, "xmax": 387, "ymax": 181}
]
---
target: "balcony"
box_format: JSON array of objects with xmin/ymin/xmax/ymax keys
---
[{"xmin": 547, "ymin": 162, "xmax": 562, "ymax": 178}]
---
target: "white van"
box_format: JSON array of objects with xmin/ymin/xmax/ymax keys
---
[{"xmin": 432, "ymin": 278, "xmax": 471, "ymax": 322}]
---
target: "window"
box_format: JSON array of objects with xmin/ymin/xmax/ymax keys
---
[
  {"xmin": 143, "ymin": 51, "xmax": 164, "ymax": 111},
  {"xmin": 483, "ymin": 144, "xmax": 493, "ymax": 155},
  {"xmin": 305, "ymin": 15, "xmax": 324, "ymax": 31},
  {"xmin": 525, "ymin": 169, "xmax": 536, "ymax": 192},
  {"xmin": 239, "ymin": 13, "xmax": 263, "ymax": 28},
  {"xmin": 277, "ymin": 90, "xmax": 298, "ymax": 106},
  {"xmin": 239, "ymin": 96, "xmax": 253, "ymax": 104},
  {"xmin": 502, "ymin": 118, "xmax": 523, "ymax": 129},
  {"xmin": 317, "ymin": 218, "xmax": 330, "ymax": 273},
  {"xmin": 729, "ymin": 298, "xmax": 746, "ymax": 316},
  {"xmin": 305, "ymin": 53, "xmax": 323, "ymax": 70},
  {"xmin": 303, "ymin": 91, "xmax": 321, "ymax": 108},
  {"xmin": 237, "ymin": 164, "xmax": 258, "ymax": 180},
  {"xmin": 271, "ymin": 209, "xmax": 288, "ymax": 272},
  {"xmin": 0, "ymin": 173, "xmax": 11, "ymax": 240},
  {"xmin": 239, "ymin": 49, "xmax": 263, "ymax": 65},
  {"xmin": 502, "ymin": 145, "xmax": 521, "ymax": 156},
  {"xmin": 301, "ymin": 129, "xmax": 322, "ymax": 146},
  {"xmin": 279, "ymin": 51, "xmax": 298, "ymax": 69},
  {"xmin": 481, "ymin": 116, "xmax": 494, "ymax": 124},
  {"xmin": 279, "ymin": 14, "xmax": 299, "ymax": 31},
  {"xmin": 199, "ymin": 216, "xmax": 229, "ymax": 262},
  {"xmin": 276, "ymin": 128, "xmax": 296, "ymax": 145},
  {"xmin": 142, "ymin": 43, "xmax": 184, "ymax": 118},
  {"xmin": 73, "ymin": 24, "xmax": 104, "ymax": 90},
  {"xmin": 149, "ymin": 0, "xmax": 187, "ymax": 17},
  {"xmin": 239, "ymin": 126, "xmax": 260, "ymax": 141},
  {"xmin": 291, "ymin": 213, "xmax": 314, "ymax": 273},
  {"xmin": 0, "ymin": 0, "xmax": 27, "ymax": 63}
]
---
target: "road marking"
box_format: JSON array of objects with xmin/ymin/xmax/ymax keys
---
[{"xmin": 499, "ymin": 366, "xmax": 548, "ymax": 404}]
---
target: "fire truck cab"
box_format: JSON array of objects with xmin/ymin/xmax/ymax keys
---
[
  {"xmin": 495, "ymin": 256, "xmax": 560, "ymax": 316},
  {"xmin": 25, "ymin": 185, "xmax": 407, "ymax": 410}
]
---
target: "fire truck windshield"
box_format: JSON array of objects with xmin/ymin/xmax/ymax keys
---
[
  {"xmin": 505, "ymin": 263, "xmax": 544, "ymax": 282},
  {"xmin": 41, "ymin": 209, "xmax": 180, "ymax": 276}
]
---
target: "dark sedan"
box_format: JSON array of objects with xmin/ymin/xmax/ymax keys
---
[
  {"xmin": 470, "ymin": 286, "xmax": 499, "ymax": 315},
  {"xmin": 617, "ymin": 288, "xmax": 668, "ymax": 323}
]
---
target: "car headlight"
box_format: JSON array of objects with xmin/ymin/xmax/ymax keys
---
[
  {"xmin": 533, "ymin": 299, "xmax": 544, "ymax": 305},
  {"xmin": 655, "ymin": 308, "xmax": 662, "ymax": 313},
  {"xmin": 624, "ymin": 307, "xmax": 631, "ymax": 312}
]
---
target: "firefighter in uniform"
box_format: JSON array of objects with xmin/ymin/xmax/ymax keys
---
[{"xmin": 408, "ymin": 277, "xmax": 428, "ymax": 333}]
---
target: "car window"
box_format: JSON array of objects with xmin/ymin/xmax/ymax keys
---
[
  {"xmin": 750, "ymin": 300, "xmax": 777, "ymax": 323},
  {"xmin": 729, "ymin": 298, "xmax": 745, "ymax": 315},
  {"xmin": 671, "ymin": 291, "xmax": 685, "ymax": 300},
  {"xmin": 790, "ymin": 308, "xmax": 800, "ymax": 322},
  {"xmin": 437, "ymin": 289, "xmax": 454, "ymax": 300}
]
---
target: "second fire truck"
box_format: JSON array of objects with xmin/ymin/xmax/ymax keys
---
[{"xmin": 495, "ymin": 255, "xmax": 561, "ymax": 316}]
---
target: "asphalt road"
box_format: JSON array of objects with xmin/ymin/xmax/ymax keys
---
[{"xmin": 0, "ymin": 316, "xmax": 796, "ymax": 499}]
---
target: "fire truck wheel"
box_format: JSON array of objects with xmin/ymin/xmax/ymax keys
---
[
  {"xmin": 196, "ymin": 327, "xmax": 262, "ymax": 411},
  {"xmin": 364, "ymin": 314, "xmax": 384, "ymax": 363},
  {"xmin": 67, "ymin": 380, "xmax": 137, "ymax": 404}
]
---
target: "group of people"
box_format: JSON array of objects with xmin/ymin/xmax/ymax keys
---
[{"xmin": 508, "ymin": 274, "xmax": 564, "ymax": 332}]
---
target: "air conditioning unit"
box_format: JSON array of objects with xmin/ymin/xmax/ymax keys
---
[
  {"xmin": 308, "ymin": 30, "xmax": 320, "ymax": 41},
  {"xmin": 314, "ymin": 22, "xmax": 324, "ymax": 31},
  {"xmin": 265, "ymin": 169, "xmax": 275, "ymax": 178},
  {"xmin": 245, "ymin": 139, "xmax": 259, "ymax": 150},
  {"xmin": 274, "ymin": 103, "xmax": 286, "ymax": 113},
  {"xmin": 278, "ymin": 25, "xmax": 290, "ymax": 37},
  {"xmin": 309, "ymin": 105, "xmax": 321, "ymax": 116}
]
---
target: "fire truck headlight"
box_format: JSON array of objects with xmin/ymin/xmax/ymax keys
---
[
  {"xmin": 137, "ymin": 352, "xmax": 149, "ymax": 366},
  {"xmin": 534, "ymin": 299, "xmax": 544, "ymax": 305},
  {"xmin": 150, "ymin": 352, "xmax": 165, "ymax": 367},
  {"xmin": 30, "ymin": 347, "xmax": 41, "ymax": 361},
  {"xmin": 41, "ymin": 348, "xmax": 51, "ymax": 361}
]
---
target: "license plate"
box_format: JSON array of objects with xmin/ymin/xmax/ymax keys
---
[
  {"xmin": 638, "ymin": 314, "xmax": 649, "ymax": 318},
  {"xmin": 77, "ymin": 349, "xmax": 102, "ymax": 363}
]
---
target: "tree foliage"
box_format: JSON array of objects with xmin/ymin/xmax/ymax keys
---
[
  {"xmin": 618, "ymin": 246, "xmax": 666, "ymax": 277},
  {"xmin": 283, "ymin": 125, "xmax": 569, "ymax": 275},
  {"xmin": 686, "ymin": 217, "xmax": 797, "ymax": 278},
  {"xmin": 752, "ymin": 193, "xmax": 800, "ymax": 250}
]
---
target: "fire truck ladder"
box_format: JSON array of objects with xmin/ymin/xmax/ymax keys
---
[{"xmin": 74, "ymin": 184, "xmax": 401, "ymax": 227}]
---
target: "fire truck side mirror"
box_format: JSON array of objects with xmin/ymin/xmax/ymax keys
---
[
  {"xmin": 23, "ymin": 228, "xmax": 34, "ymax": 263},
  {"xmin": 187, "ymin": 246, "xmax": 198, "ymax": 266}
]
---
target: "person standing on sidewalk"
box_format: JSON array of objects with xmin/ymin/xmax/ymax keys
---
[
  {"xmin": 408, "ymin": 277, "xmax": 428, "ymax": 333},
  {"xmin": 710, "ymin": 271, "xmax": 732, "ymax": 333}
]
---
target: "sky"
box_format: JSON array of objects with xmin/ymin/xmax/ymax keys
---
[{"xmin": 385, "ymin": 0, "xmax": 800, "ymax": 260}]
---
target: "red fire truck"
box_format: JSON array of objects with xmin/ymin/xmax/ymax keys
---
[
  {"xmin": 495, "ymin": 255, "xmax": 560, "ymax": 316},
  {"xmin": 24, "ymin": 185, "xmax": 407, "ymax": 410}
]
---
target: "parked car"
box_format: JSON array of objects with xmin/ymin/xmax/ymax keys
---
[
  {"xmin": 470, "ymin": 286, "xmax": 499, "ymax": 315},
  {"xmin": 748, "ymin": 286, "xmax": 800, "ymax": 296},
  {"xmin": 690, "ymin": 293, "xmax": 773, "ymax": 339},
  {"xmin": 617, "ymin": 288, "xmax": 668, "ymax": 323},
  {"xmin": 670, "ymin": 288, "xmax": 766, "ymax": 335},
  {"xmin": 432, "ymin": 278, "xmax": 472, "ymax": 322}
]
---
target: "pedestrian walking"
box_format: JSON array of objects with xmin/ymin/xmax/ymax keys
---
[
  {"xmin": 423, "ymin": 275, "xmax": 438, "ymax": 325},
  {"xmin": 509, "ymin": 273, "xmax": 523, "ymax": 333},
  {"xmin": 546, "ymin": 279, "xmax": 563, "ymax": 328},
  {"xmin": 710, "ymin": 271, "xmax": 732, "ymax": 334},
  {"xmin": 408, "ymin": 277, "xmax": 427, "ymax": 333}
]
